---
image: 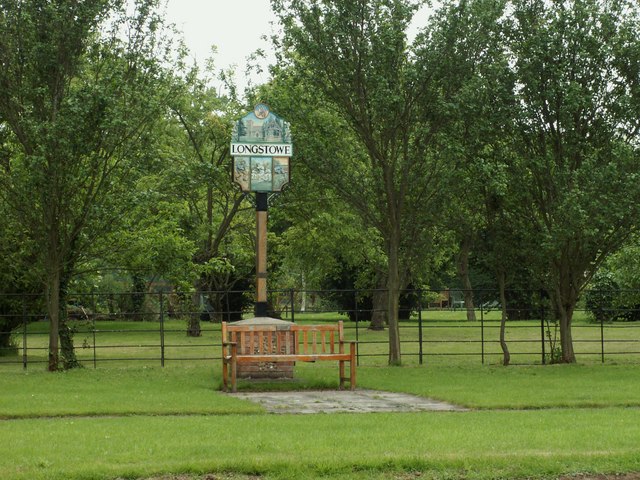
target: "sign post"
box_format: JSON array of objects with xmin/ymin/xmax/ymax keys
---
[
  {"xmin": 255, "ymin": 193, "xmax": 268, "ymax": 316},
  {"xmin": 231, "ymin": 104, "xmax": 292, "ymax": 317}
]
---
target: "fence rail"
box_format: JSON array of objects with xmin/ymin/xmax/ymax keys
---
[{"xmin": 1, "ymin": 289, "xmax": 640, "ymax": 369}]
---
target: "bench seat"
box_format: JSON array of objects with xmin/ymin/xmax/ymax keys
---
[{"xmin": 221, "ymin": 320, "xmax": 356, "ymax": 392}]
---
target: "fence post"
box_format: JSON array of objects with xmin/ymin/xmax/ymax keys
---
[
  {"xmin": 540, "ymin": 292, "xmax": 546, "ymax": 365},
  {"xmin": 91, "ymin": 293, "xmax": 97, "ymax": 369},
  {"xmin": 92, "ymin": 315, "xmax": 97, "ymax": 370},
  {"xmin": 418, "ymin": 289, "xmax": 423, "ymax": 365},
  {"xmin": 22, "ymin": 295, "xmax": 27, "ymax": 370},
  {"xmin": 159, "ymin": 292, "xmax": 165, "ymax": 367},
  {"xmin": 290, "ymin": 289, "xmax": 295, "ymax": 323},
  {"xmin": 601, "ymin": 313, "xmax": 605, "ymax": 364},
  {"xmin": 480, "ymin": 306, "xmax": 485, "ymax": 365},
  {"xmin": 354, "ymin": 290, "xmax": 360, "ymax": 366}
]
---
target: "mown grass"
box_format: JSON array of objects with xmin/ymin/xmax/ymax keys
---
[
  {"xmin": 3, "ymin": 363, "xmax": 640, "ymax": 418},
  {"xmin": 357, "ymin": 363, "xmax": 640, "ymax": 409},
  {"xmin": 2, "ymin": 313, "xmax": 640, "ymax": 479},
  {"xmin": 2, "ymin": 364, "xmax": 640, "ymax": 479},
  {"xmin": 3, "ymin": 408, "xmax": 640, "ymax": 480},
  {"xmin": 0, "ymin": 366, "xmax": 262, "ymax": 418}
]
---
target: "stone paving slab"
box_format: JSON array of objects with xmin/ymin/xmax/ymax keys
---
[{"xmin": 230, "ymin": 389, "xmax": 468, "ymax": 414}]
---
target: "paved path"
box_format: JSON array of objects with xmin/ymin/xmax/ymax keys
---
[{"xmin": 230, "ymin": 389, "xmax": 468, "ymax": 414}]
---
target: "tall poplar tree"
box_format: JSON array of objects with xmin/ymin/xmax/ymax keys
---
[
  {"xmin": 271, "ymin": 0, "xmax": 453, "ymax": 364},
  {"xmin": 507, "ymin": 0, "xmax": 640, "ymax": 362},
  {"xmin": 0, "ymin": 0, "xmax": 177, "ymax": 370}
]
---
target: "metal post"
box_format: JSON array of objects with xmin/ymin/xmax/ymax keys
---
[
  {"xmin": 159, "ymin": 292, "xmax": 165, "ymax": 367},
  {"xmin": 418, "ymin": 290, "xmax": 423, "ymax": 365},
  {"xmin": 354, "ymin": 290, "xmax": 360, "ymax": 366},
  {"xmin": 480, "ymin": 306, "xmax": 485, "ymax": 365},
  {"xmin": 290, "ymin": 289, "xmax": 295, "ymax": 323},
  {"xmin": 22, "ymin": 296, "xmax": 27, "ymax": 370},
  {"xmin": 92, "ymin": 293, "xmax": 97, "ymax": 369},
  {"xmin": 255, "ymin": 192, "xmax": 269, "ymax": 317},
  {"xmin": 540, "ymin": 294, "xmax": 546, "ymax": 365},
  {"xmin": 600, "ymin": 313, "xmax": 605, "ymax": 364}
]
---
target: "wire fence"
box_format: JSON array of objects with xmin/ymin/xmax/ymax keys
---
[{"xmin": 1, "ymin": 289, "xmax": 640, "ymax": 369}]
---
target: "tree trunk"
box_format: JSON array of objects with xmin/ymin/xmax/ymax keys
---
[
  {"xmin": 46, "ymin": 268, "xmax": 61, "ymax": 371},
  {"xmin": 457, "ymin": 237, "xmax": 476, "ymax": 321},
  {"xmin": 369, "ymin": 274, "xmax": 387, "ymax": 331},
  {"xmin": 59, "ymin": 318, "xmax": 80, "ymax": 369},
  {"xmin": 187, "ymin": 313, "xmax": 202, "ymax": 336},
  {"xmin": 187, "ymin": 290, "xmax": 202, "ymax": 337},
  {"xmin": 559, "ymin": 308, "xmax": 575, "ymax": 363},
  {"xmin": 131, "ymin": 274, "xmax": 146, "ymax": 321},
  {"xmin": 552, "ymin": 256, "xmax": 578, "ymax": 363},
  {"xmin": 387, "ymin": 280, "xmax": 401, "ymax": 365},
  {"xmin": 387, "ymin": 232, "xmax": 402, "ymax": 365},
  {"xmin": 58, "ymin": 273, "xmax": 80, "ymax": 369},
  {"xmin": 554, "ymin": 285, "xmax": 577, "ymax": 363},
  {"xmin": 498, "ymin": 271, "xmax": 510, "ymax": 366},
  {"xmin": 46, "ymin": 262, "xmax": 80, "ymax": 370}
]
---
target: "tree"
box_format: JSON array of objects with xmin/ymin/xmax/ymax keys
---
[
  {"xmin": 162, "ymin": 71, "xmax": 256, "ymax": 333},
  {"xmin": 0, "ymin": 0, "xmax": 179, "ymax": 370},
  {"xmin": 271, "ymin": 0, "xmax": 454, "ymax": 364},
  {"xmin": 506, "ymin": 0, "xmax": 640, "ymax": 362},
  {"xmin": 425, "ymin": 0, "xmax": 516, "ymax": 323}
]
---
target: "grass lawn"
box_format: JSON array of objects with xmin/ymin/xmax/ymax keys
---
[
  {"xmin": 2, "ymin": 311, "xmax": 640, "ymax": 479},
  {"xmin": 4, "ymin": 409, "xmax": 640, "ymax": 480},
  {"xmin": 2, "ymin": 363, "xmax": 640, "ymax": 479}
]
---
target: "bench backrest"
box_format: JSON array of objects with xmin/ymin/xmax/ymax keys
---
[{"xmin": 222, "ymin": 321, "xmax": 345, "ymax": 356}]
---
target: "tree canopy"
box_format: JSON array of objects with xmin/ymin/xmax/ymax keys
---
[
  {"xmin": 1, "ymin": 0, "xmax": 640, "ymax": 368},
  {"xmin": 0, "ymin": 0, "xmax": 181, "ymax": 369},
  {"xmin": 269, "ymin": 0, "xmax": 458, "ymax": 363}
]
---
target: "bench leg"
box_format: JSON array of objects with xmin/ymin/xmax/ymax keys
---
[
  {"xmin": 339, "ymin": 359, "xmax": 345, "ymax": 389},
  {"xmin": 350, "ymin": 342, "xmax": 356, "ymax": 390},
  {"xmin": 230, "ymin": 344, "xmax": 238, "ymax": 393},
  {"xmin": 222, "ymin": 358, "xmax": 229, "ymax": 391}
]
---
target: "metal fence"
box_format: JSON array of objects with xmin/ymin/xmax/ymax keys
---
[{"xmin": 1, "ymin": 289, "xmax": 640, "ymax": 369}]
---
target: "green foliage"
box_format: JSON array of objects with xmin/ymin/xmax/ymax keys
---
[
  {"xmin": 585, "ymin": 271, "xmax": 620, "ymax": 324},
  {"xmin": 507, "ymin": 0, "xmax": 640, "ymax": 291},
  {"xmin": 0, "ymin": 0, "xmax": 185, "ymax": 369},
  {"xmin": 1, "ymin": 0, "xmax": 639, "ymax": 370},
  {"xmin": 430, "ymin": 0, "xmax": 640, "ymax": 362},
  {"xmin": 269, "ymin": 0, "xmax": 462, "ymax": 363},
  {"xmin": 586, "ymin": 236, "xmax": 640, "ymax": 323},
  {"xmin": 158, "ymin": 69, "xmax": 255, "ymax": 301},
  {"xmin": 607, "ymin": 238, "xmax": 640, "ymax": 292}
]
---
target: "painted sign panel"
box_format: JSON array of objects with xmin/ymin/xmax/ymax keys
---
[
  {"xmin": 231, "ymin": 104, "xmax": 292, "ymax": 193},
  {"xmin": 231, "ymin": 103, "xmax": 292, "ymax": 145},
  {"xmin": 232, "ymin": 156, "xmax": 291, "ymax": 193}
]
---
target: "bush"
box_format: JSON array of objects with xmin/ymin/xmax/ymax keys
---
[{"xmin": 585, "ymin": 271, "xmax": 640, "ymax": 322}]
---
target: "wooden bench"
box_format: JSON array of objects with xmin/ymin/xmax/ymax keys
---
[{"xmin": 221, "ymin": 320, "xmax": 356, "ymax": 392}]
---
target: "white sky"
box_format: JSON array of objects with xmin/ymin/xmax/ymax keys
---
[
  {"xmin": 164, "ymin": 1, "xmax": 433, "ymax": 93},
  {"xmin": 165, "ymin": 0, "xmax": 278, "ymax": 90}
]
